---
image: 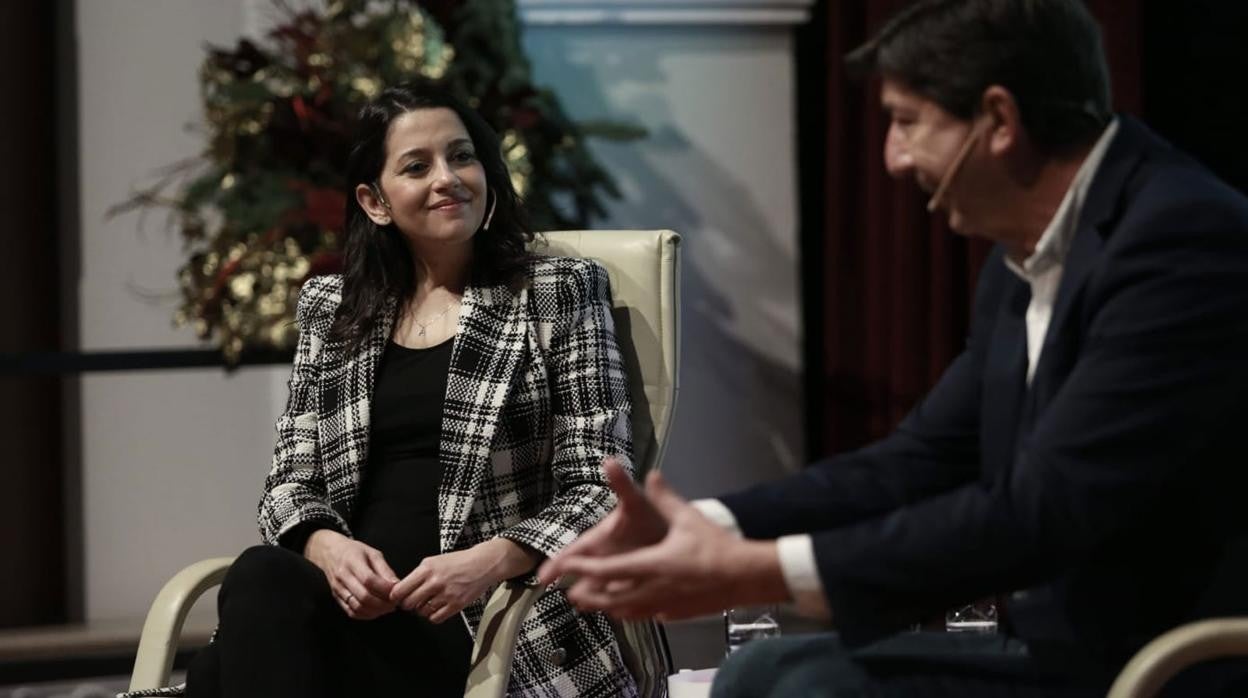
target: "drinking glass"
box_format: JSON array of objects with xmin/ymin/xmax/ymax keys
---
[
  {"xmin": 945, "ymin": 599, "xmax": 998, "ymax": 633},
  {"xmin": 723, "ymin": 605, "xmax": 781, "ymax": 656}
]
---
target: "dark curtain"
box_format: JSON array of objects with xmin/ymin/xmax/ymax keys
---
[
  {"xmin": 802, "ymin": 0, "xmax": 1142, "ymax": 458},
  {"xmin": 0, "ymin": 1, "xmax": 66, "ymax": 627}
]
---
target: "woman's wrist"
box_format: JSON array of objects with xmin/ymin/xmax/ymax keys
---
[
  {"xmin": 304, "ymin": 528, "xmax": 347, "ymax": 565},
  {"xmin": 478, "ymin": 537, "xmax": 543, "ymax": 584}
]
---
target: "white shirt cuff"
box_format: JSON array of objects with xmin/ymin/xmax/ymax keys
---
[
  {"xmin": 777, "ymin": 534, "xmax": 831, "ymax": 619},
  {"xmin": 691, "ymin": 499, "xmax": 742, "ymax": 536},
  {"xmin": 692, "ymin": 500, "xmax": 830, "ymax": 619}
]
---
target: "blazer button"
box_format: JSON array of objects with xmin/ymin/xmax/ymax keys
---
[{"xmin": 547, "ymin": 647, "xmax": 568, "ymax": 666}]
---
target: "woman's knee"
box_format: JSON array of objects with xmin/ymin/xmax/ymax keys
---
[{"xmin": 220, "ymin": 545, "xmax": 330, "ymax": 617}]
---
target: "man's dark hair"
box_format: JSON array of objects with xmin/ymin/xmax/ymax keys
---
[{"xmin": 847, "ymin": 0, "xmax": 1112, "ymax": 153}]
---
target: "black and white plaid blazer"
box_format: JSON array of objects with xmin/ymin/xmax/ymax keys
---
[{"xmin": 260, "ymin": 256, "xmax": 639, "ymax": 697}]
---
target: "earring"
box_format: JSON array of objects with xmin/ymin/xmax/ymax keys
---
[
  {"xmin": 370, "ymin": 182, "xmax": 392, "ymax": 225},
  {"xmin": 483, "ymin": 189, "xmax": 497, "ymax": 231},
  {"xmin": 372, "ymin": 182, "xmax": 392, "ymax": 210}
]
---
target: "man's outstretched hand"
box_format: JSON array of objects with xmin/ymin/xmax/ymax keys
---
[
  {"xmin": 538, "ymin": 457, "xmax": 668, "ymax": 585},
  {"xmin": 540, "ymin": 458, "xmax": 789, "ymax": 621}
]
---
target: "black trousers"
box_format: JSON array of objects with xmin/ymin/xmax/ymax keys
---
[{"xmin": 185, "ymin": 545, "xmax": 473, "ymax": 698}]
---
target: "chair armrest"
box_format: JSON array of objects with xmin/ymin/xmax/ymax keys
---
[
  {"xmin": 1107, "ymin": 618, "xmax": 1248, "ymax": 698},
  {"xmin": 129, "ymin": 557, "xmax": 235, "ymax": 692},
  {"xmin": 464, "ymin": 578, "xmax": 556, "ymax": 698}
]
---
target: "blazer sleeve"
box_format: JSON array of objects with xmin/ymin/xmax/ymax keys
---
[
  {"xmin": 257, "ymin": 276, "xmax": 351, "ymax": 545},
  {"xmin": 812, "ymin": 200, "xmax": 1248, "ymax": 646},
  {"xmin": 497, "ymin": 259, "xmax": 633, "ymax": 558}
]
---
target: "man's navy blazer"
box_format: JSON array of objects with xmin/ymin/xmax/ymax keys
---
[{"xmin": 720, "ymin": 117, "xmax": 1248, "ymax": 667}]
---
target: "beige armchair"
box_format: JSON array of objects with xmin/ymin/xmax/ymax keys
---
[
  {"xmin": 127, "ymin": 229, "xmax": 682, "ymax": 697},
  {"xmin": 1107, "ymin": 619, "xmax": 1248, "ymax": 698}
]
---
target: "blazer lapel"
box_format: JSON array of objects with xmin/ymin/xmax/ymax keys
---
[
  {"xmin": 1032, "ymin": 118, "xmax": 1142, "ymax": 391},
  {"xmin": 1027, "ymin": 217, "xmax": 1103, "ymax": 401},
  {"xmin": 981, "ymin": 276, "xmax": 1030, "ymax": 479},
  {"xmin": 437, "ymin": 281, "xmax": 529, "ymax": 553},
  {"xmin": 318, "ymin": 293, "xmax": 395, "ymax": 519}
]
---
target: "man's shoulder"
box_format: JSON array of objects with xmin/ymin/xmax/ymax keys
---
[{"xmin": 1074, "ymin": 121, "xmax": 1248, "ymax": 267}]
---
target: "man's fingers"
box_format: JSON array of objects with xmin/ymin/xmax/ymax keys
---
[
  {"xmin": 603, "ymin": 457, "xmax": 643, "ymax": 507},
  {"xmin": 554, "ymin": 519, "xmax": 612, "ymax": 559},
  {"xmin": 604, "ymin": 578, "xmax": 638, "ymax": 595},
  {"xmin": 566, "ymin": 580, "xmax": 665, "ymax": 619},
  {"xmin": 644, "ymin": 470, "xmax": 686, "ymax": 519},
  {"xmin": 536, "ymin": 558, "xmax": 559, "ymax": 585},
  {"xmin": 567, "ymin": 579, "xmax": 718, "ymax": 621},
  {"xmin": 538, "ymin": 516, "xmax": 620, "ymax": 584},
  {"xmin": 555, "ymin": 543, "xmax": 668, "ymax": 583}
]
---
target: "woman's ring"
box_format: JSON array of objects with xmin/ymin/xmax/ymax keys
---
[{"xmin": 345, "ymin": 593, "xmax": 355, "ymax": 605}]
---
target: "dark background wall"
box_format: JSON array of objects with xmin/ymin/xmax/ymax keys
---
[
  {"xmin": 0, "ymin": 2, "xmax": 67, "ymax": 627},
  {"xmin": 1141, "ymin": 0, "xmax": 1248, "ymax": 196}
]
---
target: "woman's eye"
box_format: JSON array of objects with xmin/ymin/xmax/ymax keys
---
[
  {"xmin": 452, "ymin": 150, "xmax": 476, "ymax": 163},
  {"xmin": 404, "ymin": 162, "xmax": 428, "ymax": 174}
]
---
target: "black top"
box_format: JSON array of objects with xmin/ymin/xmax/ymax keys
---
[
  {"xmin": 350, "ymin": 338, "xmax": 455, "ymax": 577},
  {"xmin": 270, "ymin": 338, "xmax": 472, "ymax": 694}
]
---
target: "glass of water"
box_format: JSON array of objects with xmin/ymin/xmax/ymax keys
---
[
  {"xmin": 945, "ymin": 599, "xmax": 998, "ymax": 633},
  {"xmin": 724, "ymin": 605, "xmax": 781, "ymax": 656}
]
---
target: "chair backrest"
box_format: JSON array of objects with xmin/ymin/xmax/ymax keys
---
[{"xmin": 533, "ymin": 230, "xmax": 681, "ymax": 480}]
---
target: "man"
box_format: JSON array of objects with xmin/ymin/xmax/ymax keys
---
[{"xmin": 540, "ymin": 0, "xmax": 1248, "ymax": 696}]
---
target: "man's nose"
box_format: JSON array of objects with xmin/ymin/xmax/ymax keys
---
[{"xmin": 883, "ymin": 124, "xmax": 913, "ymax": 178}]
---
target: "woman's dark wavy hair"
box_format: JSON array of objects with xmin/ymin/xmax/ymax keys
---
[{"xmin": 330, "ymin": 78, "xmax": 534, "ymax": 350}]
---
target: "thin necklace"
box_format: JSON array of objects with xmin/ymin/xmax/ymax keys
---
[{"xmin": 411, "ymin": 302, "xmax": 456, "ymax": 338}]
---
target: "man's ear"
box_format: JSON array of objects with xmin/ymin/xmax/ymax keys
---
[
  {"xmin": 356, "ymin": 182, "xmax": 391, "ymax": 225},
  {"xmin": 981, "ymin": 85, "xmax": 1023, "ymax": 156}
]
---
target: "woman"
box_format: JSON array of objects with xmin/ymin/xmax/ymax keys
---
[{"xmin": 183, "ymin": 80, "xmax": 639, "ymax": 697}]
